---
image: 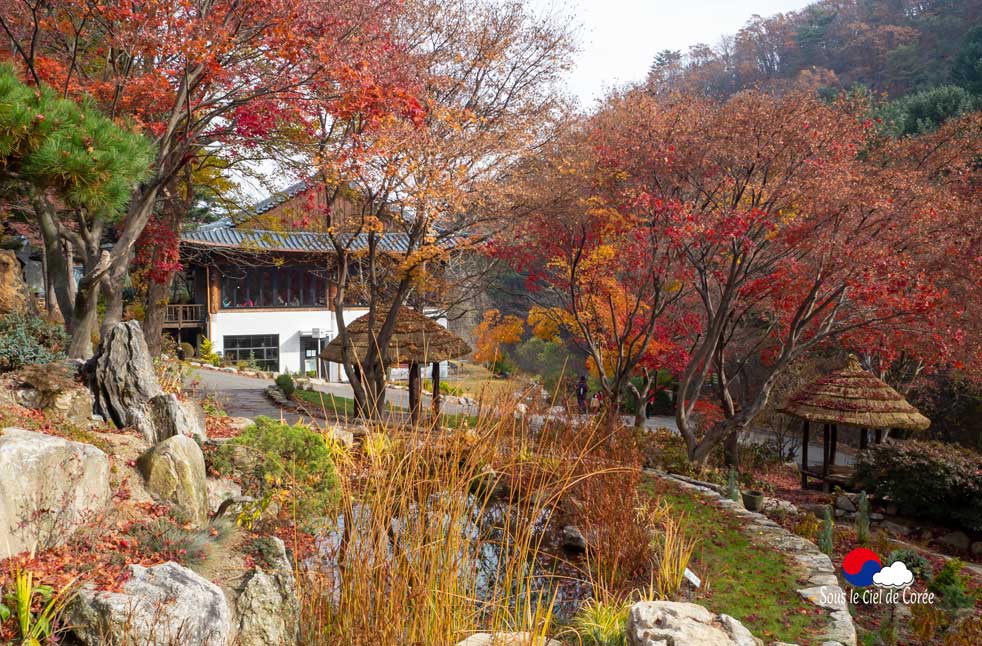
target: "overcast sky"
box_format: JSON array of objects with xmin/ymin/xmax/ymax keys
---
[{"xmin": 531, "ymin": 0, "xmax": 817, "ymax": 107}]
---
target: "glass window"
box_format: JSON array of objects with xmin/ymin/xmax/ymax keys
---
[
  {"xmin": 223, "ymin": 334, "xmax": 279, "ymax": 371},
  {"xmin": 220, "ymin": 266, "xmax": 329, "ymax": 309}
]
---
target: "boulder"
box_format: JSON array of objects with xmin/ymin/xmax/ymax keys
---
[
  {"xmin": 234, "ymin": 537, "xmax": 300, "ymax": 646},
  {"xmin": 137, "ymin": 435, "xmax": 209, "ymax": 526},
  {"xmin": 938, "ymin": 530, "xmax": 971, "ymax": 552},
  {"xmin": 0, "ymin": 249, "xmax": 35, "ymax": 315},
  {"xmin": 206, "ymin": 477, "xmax": 243, "ymax": 515},
  {"xmin": 834, "ymin": 495, "xmax": 856, "ymax": 513},
  {"xmin": 561, "ymin": 525, "xmax": 588, "ymax": 553},
  {"xmin": 0, "ymin": 428, "xmax": 110, "ymax": 558},
  {"xmin": 90, "ymin": 321, "xmax": 163, "ymax": 438},
  {"xmin": 627, "ymin": 601, "xmax": 762, "ymax": 646},
  {"xmin": 455, "ymin": 633, "xmax": 561, "ymax": 646},
  {"xmin": 228, "ymin": 416, "xmax": 254, "ymax": 432},
  {"xmin": 148, "ymin": 393, "xmax": 207, "ymax": 444},
  {"xmin": 68, "ymin": 562, "xmax": 231, "ymax": 646},
  {"xmin": 8, "ymin": 363, "xmax": 95, "ymax": 426}
]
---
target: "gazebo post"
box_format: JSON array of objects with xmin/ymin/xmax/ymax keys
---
[
  {"xmin": 875, "ymin": 428, "xmax": 883, "ymax": 444},
  {"xmin": 431, "ymin": 361, "xmax": 442, "ymax": 418},
  {"xmin": 829, "ymin": 424, "xmax": 838, "ymax": 467},
  {"xmin": 408, "ymin": 361, "xmax": 421, "ymax": 425},
  {"xmin": 822, "ymin": 423, "xmax": 830, "ymax": 478},
  {"xmin": 860, "ymin": 428, "xmax": 868, "ymax": 451},
  {"xmin": 800, "ymin": 420, "xmax": 810, "ymax": 489}
]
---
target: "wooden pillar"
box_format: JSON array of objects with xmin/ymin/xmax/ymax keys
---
[
  {"xmin": 829, "ymin": 424, "xmax": 838, "ymax": 467},
  {"xmin": 822, "ymin": 424, "xmax": 830, "ymax": 477},
  {"xmin": 801, "ymin": 420, "xmax": 810, "ymax": 489},
  {"xmin": 431, "ymin": 361, "xmax": 441, "ymax": 418},
  {"xmin": 874, "ymin": 428, "xmax": 883, "ymax": 444},
  {"xmin": 408, "ymin": 361, "xmax": 421, "ymax": 425},
  {"xmin": 860, "ymin": 428, "xmax": 869, "ymax": 451}
]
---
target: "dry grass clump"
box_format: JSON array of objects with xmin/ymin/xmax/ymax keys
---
[{"xmin": 299, "ymin": 404, "xmax": 612, "ymax": 645}]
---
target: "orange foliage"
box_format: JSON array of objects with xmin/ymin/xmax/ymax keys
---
[{"xmin": 473, "ymin": 309, "xmax": 524, "ymax": 365}]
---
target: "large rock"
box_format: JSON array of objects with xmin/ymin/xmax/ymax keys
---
[
  {"xmin": 235, "ymin": 537, "xmax": 300, "ymax": 646},
  {"xmin": 68, "ymin": 561, "xmax": 231, "ymax": 646},
  {"xmin": 0, "ymin": 427, "xmax": 110, "ymax": 558},
  {"xmin": 0, "ymin": 249, "xmax": 35, "ymax": 315},
  {"xmin": 9, "ymin": 363, "xmax": 94, "ymax": 426},
  {"xmin": 90, "ymin": 321, "xmax": 163, "ymax": 438},
  {"xmin": 627, "ymin": 601, "xmax": 762, "ymax": 646},
  {"xmin": 206, "ymin": 477, "xmax": 243, "ymax": 515},
  {"xmin": 137, "ymin": 435, "xmax": 209, "ymax": 526},
  {"xmin": 148, "ymin": 393, "xmax": 207, "ymax": 444}
]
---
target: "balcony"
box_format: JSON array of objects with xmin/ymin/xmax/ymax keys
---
[{"xmin": 163, "ymin": 303, "xmax": 206, "ymax": 328}]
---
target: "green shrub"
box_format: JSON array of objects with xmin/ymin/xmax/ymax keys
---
[
  {"xmin": 213, "ymin": 416, "xmax": 340, "ymax": 525},
  {"xmin": 569, "ymin": 598, "xmax": 629, "ymax": 646},
  {"xmin": 928, "ymin": 558, "xmax": 975, "ymax": 611},
  {"xmin": 179, "ymin": 342, "xmax": 195, "ymax": 359},
  {"xmin": 853, "ymin": 441, "xmax": 982, "ymax": 531},
  {"xmin": 198, "ymin": 337, "xmax": 220, "ymax": 366},
  {"xmin": 0, "ymin": 314, "xmax": 67, "ymax": 372},
  {"xmin": 886, "ymin": 548, "xmax": 933, "ymax": 581},
  {"xmin": 855, "ymin": 491, "xmax": 870, "ymax": 545},
  {"xmin": 818, "ymin": 506, "xmax": 834, "ymax": 556},
  {"xmin": 275, "ymin": 373, "xmax": 296, "ymax": 397}
]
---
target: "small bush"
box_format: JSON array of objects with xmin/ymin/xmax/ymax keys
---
[
  {"xmin": 0, "ymin": 314, "xmax": 67, "ymax": 372},
  {"xmin": 928, "ymin": 558, "xmax": 975, "ymax": 611},
  {"xmin": 275, "ymin": 373, "xmax": 296, "ymax": 397},
  {"xmin": 853, "ymin": 441, "xmax": 982, "ymax": 531},
  {"xmin": 569, "ymin": 598, "xmax": 629, "ymax": 646},
  {"xmin": 179, "ymin": 341, "xmax": 195, "ymax": 359},
  {"xmin": 818, "ymin": 507, "xmax": 834, "ymax": 556},
  {"xmin": 886, "ymin": 548, "xmax": 933, "ymax": 581},
  {"xmin": 213, "ymin": 417, "xmax": 340, "ymax": 525}
]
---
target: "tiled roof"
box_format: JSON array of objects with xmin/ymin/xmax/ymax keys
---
[{"xmin": 181, "ymin": 181, "xmax": 459, "ymax": 254}]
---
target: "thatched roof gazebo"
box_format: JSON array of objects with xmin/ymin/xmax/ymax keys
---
[
  {"xmin": 321, "ymin": 307, "xmax": 471, "ymax": 422},
  {"xmin": 779, "ymin": 354, "xmax": 930, "ymax": 490}
]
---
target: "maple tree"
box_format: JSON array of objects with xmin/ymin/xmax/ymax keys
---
[
  {"xmin": 584, "ymin": 88, "xmax": 981, "ymax": 465},
  {"xmin": 0, "ymin": 0, "xmax": 406, "ymax": 357},
  {"xmin": 498, "ymin": 118, "xmax": 687, "ymax": 423},
  {"xmin": 255, "ymin": 0, "xmax": 574, "ymax": 417},
  {"xmin": 472, "ymin": 309, "xmax": 524, "ymax": 370}
]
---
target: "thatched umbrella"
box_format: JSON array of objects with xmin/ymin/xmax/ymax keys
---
[
  {"xmin": 321, "ymin": 307, "xmax": 471, "ymax": 422},
  {"xmin": 780, "ymin": 354, "xmax": 930, "ymax": 490}
]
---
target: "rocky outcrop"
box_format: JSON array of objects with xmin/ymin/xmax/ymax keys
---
[
  {"xmin": 8, "ymin": 363, "xmax": 94, "ymax": 426},
  {"xmin": 0, "ymin": 427, "xmax": 110, "ymax": 558},
  {"xmin": 627, "ymin": 601, "xmax": 762, "ymax": 646},
  {"xmin": 234, "ymin": 537, "xmax": 300, "ymax": 646},
  {"xmin": 0, "ymin": 249, "xmax": 35, "ymax": 315},
  {"xmin": 206, "ymin": 477, "xmax": 243, "ymax": 515},
  {"xmin": 90, "ymin": 321, "xmax": 163, "ymax": 440},
  {"xmin": 148, "ymin": 393, "xmax": 207, "ymax": 444},
  {"xmin": 137, "ymin": 435, "xmax": 209, "ymax": 526},
  {"xmin": 68, "ymin": 561, "xmax": 231, "ymax": 646}
]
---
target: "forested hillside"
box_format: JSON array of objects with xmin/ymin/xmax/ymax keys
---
[{"xmin": 647, "ymin": 0, "xmax": 982, "ymax": 100}]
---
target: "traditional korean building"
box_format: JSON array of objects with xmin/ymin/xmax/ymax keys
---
[{"xmin": 173, "ymin": 180, "xmax": 451, "ymax": 380}]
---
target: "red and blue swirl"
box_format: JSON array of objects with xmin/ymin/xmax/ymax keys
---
[{"xmin": 842, "ymin": 548, "xmax": 881, "ymax": 587}]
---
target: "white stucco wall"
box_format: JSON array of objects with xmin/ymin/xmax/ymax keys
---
[{"xmin": 208, "ymin": 309, "xmax": 449, "ymax": 381}]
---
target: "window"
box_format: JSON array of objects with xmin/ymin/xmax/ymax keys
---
[
  {"xmin": 220, "ymin": 267, "xmax": 327, "ymax": 309},
  {"xmin": 223, "ymin": 335, "xmax": 279, "ymax": 371}
]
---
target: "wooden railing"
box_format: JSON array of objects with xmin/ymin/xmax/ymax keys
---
[{"xmin": 163, "ymin": 304, "xmax": 206, "ymax": 327}]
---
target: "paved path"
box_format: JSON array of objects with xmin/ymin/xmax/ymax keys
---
[{"xmin": 188, "ymin": 368, "xmax": 476, "ymax": 423}]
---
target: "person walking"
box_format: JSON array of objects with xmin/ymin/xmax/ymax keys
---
[{"xmin": 575, "ymin": 375, "xmax": 588, "ymax": 414}]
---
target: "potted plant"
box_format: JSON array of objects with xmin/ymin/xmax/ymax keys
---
[{"xmin": 742, "ymin": 489, "xmax": 764, "ymax": 512}]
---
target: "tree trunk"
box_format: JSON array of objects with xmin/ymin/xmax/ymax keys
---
[
  {"xmin": 36, "ymin": 207, "xmax": 75, "ymax": 326},
  {"xmin": 66, "ymin": 279, "xmax": 100, "ymax": 359},
  {"xmin": 142, "ymin": 275, "xmax": 173, "ymax": 357}
]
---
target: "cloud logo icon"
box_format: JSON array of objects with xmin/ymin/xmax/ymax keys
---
[{"xmin": 873, "ymin": 561, "xmax": 914, "ymax": 589}]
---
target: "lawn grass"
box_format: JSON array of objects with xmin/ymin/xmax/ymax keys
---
[
  {"xmin": 644, "ymin": 476, "xmax": 827, "ymax": 644},
  {"xmin": 293, "ymin": 388, "xmax": 478, "ymax": 428}
]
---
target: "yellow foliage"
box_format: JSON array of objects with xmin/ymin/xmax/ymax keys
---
[{"xmin": 473, "ymin": 309, "xmax": 524, "ymax": 364}]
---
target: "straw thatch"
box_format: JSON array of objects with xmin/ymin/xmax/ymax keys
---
[
  {"xmin": 779, "ymin": 354, "xmax": 930, "ymax": 431},
  {"xmin": 320, "ymin": 307, "xmax": 471, "ymax": 364}
]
